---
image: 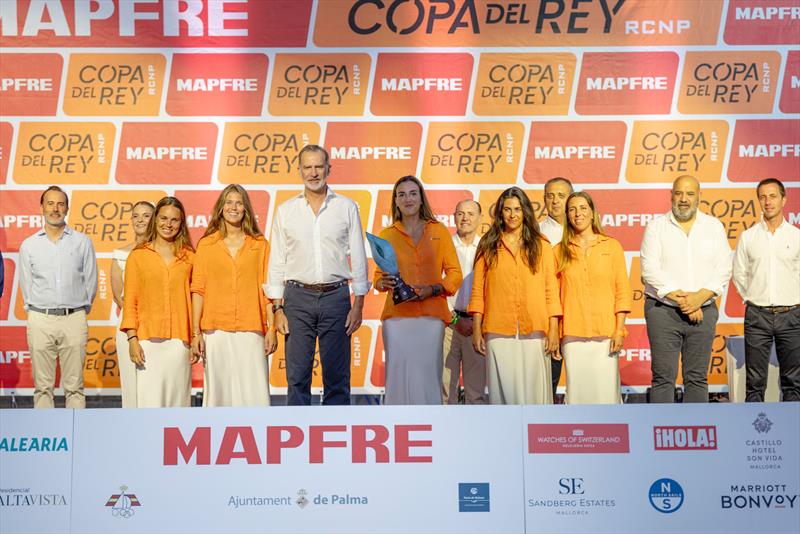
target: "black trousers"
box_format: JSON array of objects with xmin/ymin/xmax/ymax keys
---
[
  {"xmin": 284, "ymin": 283, "xmax": 351, "ymax": 406},
  {"xmin": 745, "ymin": 305, "xmax": 800, "ymax": 402}
]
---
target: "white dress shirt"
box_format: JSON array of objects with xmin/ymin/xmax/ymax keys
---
[
  {"xmin": 539, "ymin": 215, "xmax": 564, "ymax": 247},
  {"xmin": 640, "ymin": 210, "xmax": 732, "ymax": 305},
  {"xmin": 19, "ymin": 226, "xmax": 98, "ymax": 311},
  {"xmin": 266, "ymin": 188, "xmax": 369, "ymax": 299},
  {"xmin": 733, "ymin": 217, "xmax": 800, "ymax": 307},
  {"xmin": 448, "ymin": 233, "xmax": 480, "ymax": 312}
]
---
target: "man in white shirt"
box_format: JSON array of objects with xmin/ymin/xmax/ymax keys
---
[
  {"xmin": 640, "ymin": 175, "xmax": 732, "ymax": 403},
  {"xmin": 733, "ymin": 178, "xmax": 800, "ymax": 402},
  {"xmin": 443, "ymin": 199, "xmax": 486, "ymax": 404},
  {"xmin": 267, "ymin": 145, "xmax": 369, "ymax": 405},
  {"xmin": 538, "ymin": 177, "xmax": 573, "ymax": 401}
]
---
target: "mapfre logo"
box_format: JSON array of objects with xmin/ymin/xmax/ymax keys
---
[
  {"xmin": 217, "ymin": 122, "xmax": 319, "ymax": 184},
  {"xmin": 116, "ymin": 122, "xmax": 217, "ymax": 184},
  {"xmin": 724, "ymin": 0, "xmax": 800, "ymax": 44},
  {"xmin": 13, "ymin": 122, "xmax": 115, "ymax": 184},
  {"xmin": 528, "ymin": 424, "xmax": 630, "ymax": 454},
  {"xmin": 64, "ymin": 54, "xmax": 166, "ymax": 116},
  {"xmin": 0, "ymin": 53, "xmax": 62, "ymax": 116},
  {"xmin": 421, "ymin": 122, "xmax": 524, "ymax": 184},
  {"xmin": 524, "ymin": 121, "xmax": 626, "ymax": 184},
  {"xmin": 325, "ymin": 122, "xmax": 421, "ymax": 184},
  {"xmin": 371, "ymin": 53, "xmax": 472, "ymax": 116},
  {"xmin": 269, "ymin": 54, "xmax": 370, "ymax": 116},
  {"xmin": 167, "ymin": 53, "xmax": 268, "ymax": 116},
  {"xmin": 626, "ymin": 120, "xmax": 728, "ymax": 183},
  {"xmin": 779, "ymin": 50, "xmax": 800, "ymax": 113},
  {"xmin": 576, "ymin": 52, "xmax": 679, "ymax": 115},
  {"xmin": 653, "ymin": 426, "xmax": 718, "ymax": 450},
  {"xmin": 678, "ymin": 51, "xmax": 780, "ymax": 114},
  {"xmin": 728, "ymin": 119, "xmax": 800, "ymax": 182},
  {"xmin": 0, "ymin": 190, "xmax": 42, "ymax": 251},
  {"xmin": 473, "ymin": 53, "xmax": 576, "ymax": 115}
]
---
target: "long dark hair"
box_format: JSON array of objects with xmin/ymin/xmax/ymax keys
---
[
  {"xmin": 203, "ymin": 184, "xmax": 263, "ymax": 239},
  {"xmin": 137, "ymin": 196, "xmax": 194, "ymax": 256},
  {"xmin": 390, "ymin": 175, "xmax": 436, "ymax": 224},
  {"xmin": 557, "ymin": 191, "xmax": 605, "ymax": 273},
  {"xmin": 475, "ymin": 187, "xmax": 542, "ymax": 273}
]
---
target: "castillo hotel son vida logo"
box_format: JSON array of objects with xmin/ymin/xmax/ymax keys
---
[{"xmin": 746, "ymin": 412, "xmax": 788, "ymax": 471}]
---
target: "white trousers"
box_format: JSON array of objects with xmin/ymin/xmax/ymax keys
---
[
  {"xmin": 383, "ymin": 317, "xmax": 445, "ymax": 405},
  {"xmin": 115, "ymin": 329, "xmax": 138, "ymax": 408},
  {"xmin": 485, "ymin": 334, "xmax": 552, "ymax": 405},
  {"xmin": 136, "ymin": 339, "xmax": 191, "ymax": 408},
  {"xmin": 202, "ymin": 330, "xmax": 270, "ymax": 407},
  {"xmin": 562, "ymin": 338, "xmax": 621, "ymax": 405}
]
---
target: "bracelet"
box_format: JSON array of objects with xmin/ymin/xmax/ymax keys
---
[{"xmin": 127, "ymin": 335, "xmax": 138, "ymax": 341}]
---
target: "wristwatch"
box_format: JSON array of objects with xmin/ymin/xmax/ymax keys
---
[
  {"xmin": 272, "ymin": 303, "xmax": 285, "ymax": 313},
  {"xmin": 431, "ymin": 285, "xmax": 441, "ymax": 297}
]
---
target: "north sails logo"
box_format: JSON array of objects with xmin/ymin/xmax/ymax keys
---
[
  {"xmin": 752, "ymin": 412, "xmax": 773, "ymax": 434},
  {"xmin": 105, "ymin": 485, "xmax": 141, "ymax": 518}
]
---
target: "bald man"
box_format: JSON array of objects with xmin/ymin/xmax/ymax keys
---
[{"xmin": 640, "ymin": 175, "xmax": 732, "ymax": 403}]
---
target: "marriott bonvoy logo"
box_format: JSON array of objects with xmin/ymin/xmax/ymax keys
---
[{"xmin": 528, "ymin": 424, "xmax": 630, "ymax": 454}]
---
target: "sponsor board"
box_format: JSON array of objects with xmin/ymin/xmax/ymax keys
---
[
  {"xmin": 269, "ymin": 54, "xmax": 370, "ymax": 116},
  {"xmin": 0, "ymin": 189, "xmax": 42, "ymax": 252},
  {"xmin": 13, "ymin": 122, "xmax": 115, "ymax": 184},
  {"xmin": 115, "ymin": 122, "xmax": 217, "ymax": 184},
  {"xmin": 0, "ymin": 53, "xmax": 62, "ymax": 116},
  {"xmin": 472, "ymin": 53, "xmax": 576, "ymax": 115},
  {"xmin": 0, "ymin": 122, "xmax": 11, "ymax": 183},
  {"xmin": 0, "ymin": 1, "xmax": 313, "ymax": 47},
  {"xmin": 678, "ymin": 51, "xmax": 780, "ymax": 114},
  {"xmin": 63, "ymin": 54, "xmax": 166, "ymax": 116},
  {"xmin": 524, "ymin": 121, "xmax": 626, "ymax": 184},
  {"xmin": 626, "ymin": 121, "xmax": 728, "ymax": 183},
  {"xmin": 779, "ymin": 51, "xmax": 800, "ymax": 113},
  {"xmin": 217, "ymin": 122, "xmax": 320, "ymax": 184},
  {"xmin": 421, "ymin": 122, "xmax": 524, "ymax": 184},
  {"xmin": 371, "ymin": 53, "xmax": 473, "ymax": 116},
  {"xmin": 167, "ymin": 53, "xmax": 268, "ymax": 116},
  {"xmin": 728, "ymin": 120, "xmax": 800, "ymax": 182},
  {"xmin": 575, "ymin": 52, "xmax": 679, "ymax": 115},
  {"xmin": 325, "ymin": 122, "xmax": 422, "ymax": 184},
  {"xmin": 724, "ymin": 0, "xmax": 800, "ymax": 45},
  {"xmin": 314, "ymin": 0, "xmax": 723, "ymax": 47}
]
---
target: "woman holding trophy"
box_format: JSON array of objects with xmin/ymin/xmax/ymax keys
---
[{"xmin": 373, "ymin": 176, "xmax": 462, "ymax": 405}]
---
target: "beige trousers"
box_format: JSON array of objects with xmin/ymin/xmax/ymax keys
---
[
  {"xmin": 26, "ymin": 310, "xmax": 88, "ymax": 409},
  {"xmin": 202, "ymin": 330, "xmax": 270, "ymax": 407},
  {"xmin": 136, "ymin": 339, "xmax": 191, "ymax": 408},
  {"xmin": 485, "ymin": 333, "xmax": 552, "ymax": 405},
  {"xmin": 442, "ymin": 325, "xmax": 487, "ymax": 404},
  {"xmin": 562, "ymin": 338, "xmax": 622, "ymax": 405}
]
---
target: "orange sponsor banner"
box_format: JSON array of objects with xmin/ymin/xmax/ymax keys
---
[
  {"xmin": 780, "ymin": 50, "xmax": 800, "ymax": 113},
  {"xmin": 626, "ymin": 121, "xmax": 729, "ymax": 183},
  {"xmin": 84, "ymin": 326, "xmax": 121, "ymax": 389},
  {"xmin": 575, "ymin": 189, "xmax": 667, "ymax": 251},
  {"xmin": 0, "ymin": 326, "xmax": 34, "ymax": 389},
  {"xmin": 472, "ymin": 53, "xmax": 576, "ymax": 115},
  {"xmin": 372, "ymin": 189, "xmax": 473, "ymax": 235},
  {"xmin": 63, "ymin": 54, "xmax": 166, "ymax": 116},
  {"xmin": 116, "ymin": 122, "xmax": 217, "ymax": 184},
  {"xmin": 0, "ymin": 257, "xmax": 14, "ymax": 320},
  {"xmin": 268, "ymin": 325, "xmax": 372, "ymax": 389},
  {"xmin": 678, "ymin": 51, "xmax": 781, "ymax": 114},
  {"xmin": 370, "ymin": 325, "xmax": 386, "ymax": 388},
  {"xmin": 0, "ymin": 122, "xmax": 12, "ymax": 184},
  {"xmin": 478, "ymin": 189, "xmax": 545, "ymax": 236},
  {"xmin": 314, "ymin": 0, "xmax": 723, "ymax": 47},
  {"xmin": 422, "ymin": 122, "xmax": 524, "ymax": 184},
  {"xmin": 269, "ymin": 54, "xmax": 370, "ymax": 116},
  {"xmin": 0, "ymin": 190, "xmax": 42, "ymax": 252},
  {"xmin": 176, "ymin": 189, "xmax": 270, "ymax": 247},
  {"xmin": 271, "ymin": 189, "xmax": 371, "ymax": 237},
  {"xmin": 67, "ymin": 190, "xmax": 165, "ymax": 253},
  {"xmin": 166, "ymin": 53, "xmax": 268, "ymax": 116},
  {"xmin": 217, "ymin": 122, "xmax": 320, "ymax": 185},
  {"xmin": 326, "ymin": 122, "xmax": 422, "ymax": 184},
  {"xmin": 13, "ymin": 122, "xmax": 115, "ymax": 184},
  {"xmin": 575, "ymin": 52, "xmax": 679, "ymax": 115},
  {"xmin": 627, "ymin": 255, "xmax": 645, "ymax": 320},
  {"xmin": 0, "ymin": 1, "xmax": 312, "ymax": 48},
  {"xmin": 0, "ymin": 53, "xmax": 62, "ymax": 116},
  {"xmin": 724, "ymin": 0, "xmax": 800, "ymax": 45},
  {"xmin": 728, "ymin": 119, "xmax": 800, "ymax": 182},
  {"xmin": 725, "ymin": 283, "xmax": 746, "ymax": 320},
  {"xmin": 524, "ymin": 121, "xmax": 626, "ymax": 184},
  {"xmin": 370, "ymin": 53, "xmax": 473, "ymax": 116}
]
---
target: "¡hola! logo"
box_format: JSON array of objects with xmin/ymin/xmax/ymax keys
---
[{"xmin": 653, "ymin": 426, "xmax": 718, "ymax": 450}]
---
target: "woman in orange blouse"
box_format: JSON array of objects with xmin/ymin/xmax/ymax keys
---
[
  {"xmin": 469, "ymin": 187, "xmax": 561, "ymax": 405},
  {"xmin": 121, "ymin": 197, "xmax": 196, "ymax": 408},
  {"xmin": 555, "ymin": 192, "xmax": 632, "ymax": 404},
  {"xmin": 191, "ymin": 184, "xmax": 276, "ymax": 407},
  {"xmin": 375, "ymin": 176, "xmax": 462, "ymax": 405}
]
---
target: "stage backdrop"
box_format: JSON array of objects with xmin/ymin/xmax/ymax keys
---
[{"xmin": 0, "ymin": 0, "xmax": 798, "ymax": 396}]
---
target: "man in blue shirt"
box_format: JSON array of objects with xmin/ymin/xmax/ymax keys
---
[{"xmin": 19, "ymin": 186, "xmax": 97, "ymax": 409}]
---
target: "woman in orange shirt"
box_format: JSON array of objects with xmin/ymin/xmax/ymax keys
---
[
  {"xmin": 555, "ymin": 192, "xmax": 632, "ymax": 404},
  {"xmin": 121, "ymin": 197, "xmax": 196, "ymax": 408},
  {"xmin": 191, "ymin": 184, "xmax": 276, "ymax": 407},
  {"xmin": 375, "ymin": 176, "xmax": 462, "ymax": 405},
  {"xmin": 469, "ymin": 187, "xmax": 561, "ymax": 405}
]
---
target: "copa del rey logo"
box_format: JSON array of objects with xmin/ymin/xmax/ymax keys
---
[{"xmin": 653, "ymin": 426, "xmax": 718, "ymax": 451}]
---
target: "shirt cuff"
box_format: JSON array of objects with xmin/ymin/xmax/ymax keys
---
[
  {"xmin": 351, "ymin": 281, "xmax": 371, "ymax": 296},
  {"xmin": 265, "ymin": 283, "xmax": 285, "ymax": 300}
]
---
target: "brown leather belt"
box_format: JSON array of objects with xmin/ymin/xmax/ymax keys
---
[
  {"xmin": 287, "ymin": 280, "xmax": 348, "ymax": 293},
  {"xmin": 749, "ymin": 303, "xmax": 800, "ymax": 314}
]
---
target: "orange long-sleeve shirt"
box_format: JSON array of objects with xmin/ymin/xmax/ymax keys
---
[
  {"xmin": 191, "ymin": 232, "xmax": 270, "ymax": 334},
  {"xmin": 374, "ymin": 220, "xmax": 462, "ymax": 323},
  {"xmin": 555, "ymin": 235, "xmax": 632, "ymax": 338},
  {"xmin": 468, "ymin": 237, "xmax": 561, "ymax": 336},
  {"xmin": 120, "ymin": 245, "xmax": 194, "ymax": 344}
]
